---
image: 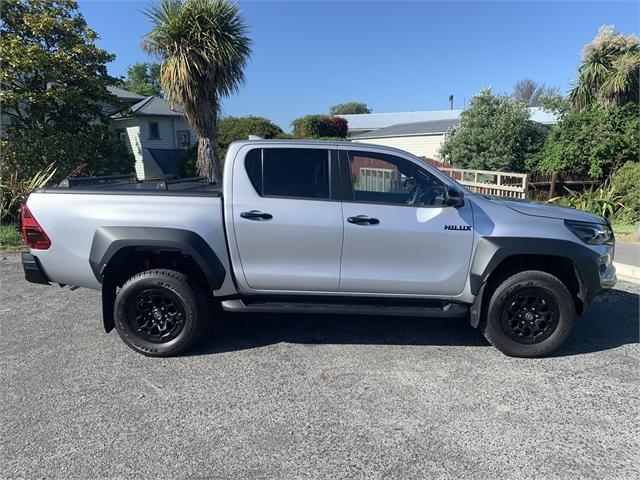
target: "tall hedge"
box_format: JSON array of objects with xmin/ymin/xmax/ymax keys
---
[{"xmin": 291, "ymin": 115, "xmax": 348, "ymax": 139}]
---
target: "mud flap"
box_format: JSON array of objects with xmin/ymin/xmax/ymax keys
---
[{"xmin": 102, "ymin": 279, "xmax": 116, "ymax": 333}]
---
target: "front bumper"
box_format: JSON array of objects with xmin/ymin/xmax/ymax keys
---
[
  {"xmin": 21, "ymin": 253, "xmax": 50, "ymax": 285},
  {"xmin": 575, "ymin": 246, "xmax": 616, "ymax": 309}
]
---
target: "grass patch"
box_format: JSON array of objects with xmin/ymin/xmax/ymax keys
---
[
  {"xmin": 0, "ymin": 224, "xmax": 26, "ymax": 252},
  {"xmin": 612, "ymin": 223, "xmax": 637, "ymax": 242}
]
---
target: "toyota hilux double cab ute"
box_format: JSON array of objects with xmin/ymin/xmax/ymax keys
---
[{"xmin": 20, "ymin": 140, "xmax": 616, "ymax": 357}]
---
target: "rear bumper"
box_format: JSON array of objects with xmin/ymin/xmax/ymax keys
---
[{"xmin": 21, "ymin": 253, "xmax": 50, "ymax": 285}]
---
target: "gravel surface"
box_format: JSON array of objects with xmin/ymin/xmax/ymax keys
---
[{"xmin": 1, "ymin": 253, "xmax": 639, "ymax": 480}]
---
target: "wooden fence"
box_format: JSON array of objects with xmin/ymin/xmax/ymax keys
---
[{"xmin": 437, "ymin": 167, "xmax": 529, "ymax": 199}]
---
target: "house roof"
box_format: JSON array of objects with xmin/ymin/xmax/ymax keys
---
[
  {"xmin": 112, "ymin": 95, "xmax": 184, "ymax": 119},
  {"xmin": 339, "ymin": 107, "xmax": 557, "ymax": 132},
  {"xmin": 107, "ymin": 85, "xmax": 146, "ymax": 101},
  {"xmin": 351, "ymin": 118, "xmax": 460, "ymax": 139}
]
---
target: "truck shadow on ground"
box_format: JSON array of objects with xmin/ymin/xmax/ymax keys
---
[{"xmin": 191, "ymin": 288, "xmax": 639, "ymax": 357}]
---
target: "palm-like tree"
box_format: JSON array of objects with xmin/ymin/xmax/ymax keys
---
[
  {"xmin": 143, "ymin": 0, "xmax": 251, "ymax": 181},
  {"xmin": 569, "ymin": 26, "xmax": 639, "ymax": 110}
]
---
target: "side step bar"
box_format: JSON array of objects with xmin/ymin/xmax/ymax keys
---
[{"xmin": 221, "ymin": 298, "xmax": 468, "ymax": 318}]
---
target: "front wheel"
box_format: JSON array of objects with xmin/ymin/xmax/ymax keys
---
[
  {"xmin": 482, "ymin": 270, "xmax": 576, "ymax": 358},
  {"xmin": 114, "ymin": 269, "xmax": 209, "ymax": 357}
]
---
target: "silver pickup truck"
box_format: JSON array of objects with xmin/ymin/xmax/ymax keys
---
[{"xmin": 21, "ymin": 140, "xmax": 616, "ymax": 357}]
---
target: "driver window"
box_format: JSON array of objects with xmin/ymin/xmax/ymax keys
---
[{"xmin": 348, "ymin": 151, "xmax": 445, "ymax": 206}]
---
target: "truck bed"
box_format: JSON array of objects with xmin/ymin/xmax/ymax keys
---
[{"xmin": 43, "ymin": 174, "xmax": 222, "ymax": 196}]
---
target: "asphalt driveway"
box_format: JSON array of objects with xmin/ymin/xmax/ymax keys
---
[{"xmin": 1, "ymin": 253, "xmax": 638, "ymax": 480}]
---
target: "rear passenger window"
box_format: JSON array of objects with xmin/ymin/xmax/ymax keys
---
[{"xmin": 245, "ymin": 148, "xmax": 330, "ymax": 199}]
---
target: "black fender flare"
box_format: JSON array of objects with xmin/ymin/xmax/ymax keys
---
[
  {"xmin": 469, "ymin": 237, "xmax": 602, "ymax": 324},
  {"xmin": 89, "ymin": 227, "xmax": 227, "ymax": 333}
]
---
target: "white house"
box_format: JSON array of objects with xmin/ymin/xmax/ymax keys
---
[
  {"xmin": 339, "ymin": 108, "xmax": 558, "ymax": 159},
  {"xmin": 108, "ymin": 86, "xmax": 196, "ymax": 179}
]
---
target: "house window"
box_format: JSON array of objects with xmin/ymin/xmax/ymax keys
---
[
  {"xmin": 117, "ymin": 129, "xmax": 127, "ymax": 142},
  {"xmin": 177, "ymin": 130, "xmax": 190, "ymax": 148},
  {"xmin": 148, "ymin": 122, "xmax": 160, "ymax": 140}
]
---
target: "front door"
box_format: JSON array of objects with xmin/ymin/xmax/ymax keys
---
[
  {"xmin": 339, "ymin": 149, "xmax": 474, "ymax": 296},
  {"xmin": 232, "ymin": 146, "xmax": 343, "ymax": 292}
]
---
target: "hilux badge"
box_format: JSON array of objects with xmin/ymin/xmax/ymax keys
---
[{"xmin": 444, "ymin": 225, "xmax": 471, "ymax": 231}]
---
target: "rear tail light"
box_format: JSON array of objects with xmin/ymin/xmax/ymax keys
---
[{"xmin": 21, "ymin": 204, "xmax": 51, "ymax": 250}]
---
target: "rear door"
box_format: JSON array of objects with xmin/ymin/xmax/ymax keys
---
[
  {"xmin": 231, "ymin": 145, "xmax": 343, "ymax": 292},
  {"xmin": 338, "ymin": 149, "xmax": 474, "ymax": 296}
]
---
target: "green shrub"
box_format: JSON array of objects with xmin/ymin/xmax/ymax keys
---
[
  {"xmin": 176, "ymin": 146, "xmax": 198, "ymax": 178},
  {"xmin": 1, "ymin": 163, "xmax": 57, "ymax": 224},
  {"xmin": 0, "ymin": 224, "xmax": 23, "ymax": 248},
  {"xmin": 549, "ymin": 184, "xmax": 624, "ymax": 219},
  {"xmin": 611, "ymin": 161, "xmax": 640, "ymax": 223},
  {"xmin": 217, "ymin": 116, "xmax": 284, "ymax": 157},
  {"xmin": 291, "ymin": 115, "xmax": 348, "ymax": 139}
]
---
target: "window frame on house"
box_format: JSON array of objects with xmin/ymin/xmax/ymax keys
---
[
  {"xmin": 148, "ymin": 121, "xmax": 160, "ymax": 140},
  {"xmin": 176, "ymin": 130, "xmax": 190, "ymax": 148}
]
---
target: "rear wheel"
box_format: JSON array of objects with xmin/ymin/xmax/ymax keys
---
[
  {"xmin": 114, "ymin": 269, "xmax": 209, "ymax": 357},
  {"xmin": 482, "ymin": 270, "xmax": 575, "ymax": 357}
]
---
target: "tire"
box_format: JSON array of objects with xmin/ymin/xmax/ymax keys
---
[
  {"xmin": 114, "ymin": 269, "xmax": 209, "ymax": 357},
  {"xmin": 482, "ymin": 270, "xmax": 576, "ymax": 358}
]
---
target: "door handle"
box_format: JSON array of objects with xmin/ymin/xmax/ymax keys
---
[
  {"xmin": 347, "ymin": 215, "xmax": 380, "ymax": 225},
  {"xmin": 241, "ymin": 210, "xmax": 273, "ymax": 221}
]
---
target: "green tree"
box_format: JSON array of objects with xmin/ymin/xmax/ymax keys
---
[
  {"xmin": 569, "ymin": 26, "xmax": 640, "ymax": 110},
  {"xmin": 529, "ymin": 103, "xmax": 639, "ymax": 180},
  {"xmin": 439, "ymin": 89, "xmax": 548, "ymax": 172},
  {"xmin": 512, "ymin": 79, "xmax": 560, "ymax": 107},
  {"xmin": 217, "ymin": 116, "xmax": 283, "ymax": 156},
  {"xmin": 292, "ymin": 114, "xmax": 348, "ymax": 139},
  {"xmin": 143, "ymin": 0, "xmax": 252, "ymax": 182},
  {"xmin": 329, "ymin": 102, "xmax": 371, "ymax": 115},
  {"xmin": 0, "ymin": 0, "xmax": 134, "ymax": 179},
  {"xmin": 120, "ymin": 62, "xmax": 162, "ymax": 96}
]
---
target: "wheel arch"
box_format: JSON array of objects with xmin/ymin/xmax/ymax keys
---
[
  {"xmin": 469, "ymin": 237, "xmax": 600, "ymax": 327},
  {"xmin": 90, "ymin": 227, "xmax": 226, "ymax": 332}
]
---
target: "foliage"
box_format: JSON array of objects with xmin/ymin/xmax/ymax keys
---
[
  {"xmin": 0, "ymin": 224, "xmax": 23, "ymax": 249},
  {"xmin": 611, "ymin": 161, "xmax": 640, "ymax": 223},
  {"xmin": 143, "ymin": 0, "xmax": 252, "ymax": 182},
  {"xmin": 1, "ymin": 164, "xmax": 57, "ymax": 223},
  {"xmin": 217, "ymin": 116, "xmax": 283, "ymax": 155},
  {"xmin": 549, "ymin": 184, "xmax": 624, "ymax": 219},
  {"xmin": 569, "ymin": 26, "xmax": 640, "ymax": 109},
  {"xmin": 292, "ymin": 115, "xmax": 348, "ymax": 139},
  {"xmin": 119, "ymin": 62, "xmax": 162, "ymax": 96},
  {"xmin": 176, "ymin": 146, "xmax": 198, "ymax": 178},
  {"xmin": 0, "ymin": 0, "xmax": 132, "ymax": 180},
  {"xmin": 512, "ymin": 79, "xmax": 560, "ymax": 107},
  {"xmin": 538, "ymin": 94, "xmax": 572, "ymax": 118},
  {"xmin": 439, "ymin": 89, "xmax": 548, "ymax": 172},
  {"xmin": 528, "ymin": 103, "xmax": 639, "ymax": 179},
  {"xmin": 329, "ymin": 102, "xmax": 371, "ymax": 115}
]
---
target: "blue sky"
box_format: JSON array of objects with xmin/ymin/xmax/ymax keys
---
[{"xmin": 79, "ymin": 1, "xmax": 639, "ymax": 130}]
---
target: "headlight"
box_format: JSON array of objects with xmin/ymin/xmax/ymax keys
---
[{"xmin": 565, "ymin": 220, "xmax": 614, "ymax": 245}]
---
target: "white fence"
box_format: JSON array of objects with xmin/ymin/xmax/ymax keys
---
[{"xmin": 438, "ymin": 167, "xmax": 528, "ymax": 199}]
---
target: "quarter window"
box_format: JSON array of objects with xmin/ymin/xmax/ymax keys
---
[{"xmin": 245, "ymin": 148, "xmax": 330, "ymax": 199}]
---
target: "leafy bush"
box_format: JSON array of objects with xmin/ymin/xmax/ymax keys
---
[
  {"xmin": 611, "ymin": 161, "xmax": 640, "ymax": 223},
  {"xmin": 0, "ymin": 224, "xmax": 23, "ymax": 248},
  {"xmin": 529, "ymin": 103, "xmax": 639, "ymax": 179},
  {"xmin": 330, "ymin": 102, "xmax": 371, "ymax": 115},
  {"xmin": 550, "ymin": 184, "xmax": 625, "ymax": 219},
  {"xmin": 439, "ymin": 89, "xmax": 548, "ymax": 172},
  {"xmin": 217, "ymin": 116, "xmax": 284, "ymax": 157},
  {"xmin": 292, "ymin": 115, "xmax": 348, "ymax": 139},
  {"xmin": 1, "ymin": 164, "xmax": 57, "ymax": 223},
  {"xmin": 176, "ymin": 146, "xmax": 198, "ymax": 178}
]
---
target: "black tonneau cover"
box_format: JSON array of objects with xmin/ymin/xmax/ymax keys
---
[{"xmin": 46, "ymin": 174, "xmax": 222, "ymax": 196}]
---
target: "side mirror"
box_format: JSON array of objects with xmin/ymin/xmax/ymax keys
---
[{"xmin": 446, "ymin": 186, "xmax": 464, "ymax": 208}]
